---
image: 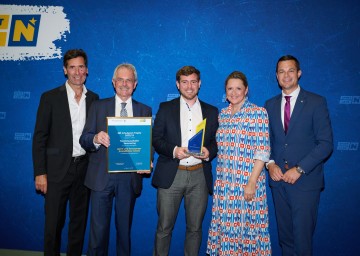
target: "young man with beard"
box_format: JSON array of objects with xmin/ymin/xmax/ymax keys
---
[{"xmin": 152, "ymin": 66, "xmax": 219, "ymax": 256}]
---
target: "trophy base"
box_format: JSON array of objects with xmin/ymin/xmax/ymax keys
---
[{"xmin": 185, "ymin": 151, "xmax": 205, "ymax": 157}]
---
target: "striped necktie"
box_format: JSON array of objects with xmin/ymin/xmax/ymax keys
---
[{"xmin": 120, "ymin": 102, "xmax": 128, "ymax": 117}]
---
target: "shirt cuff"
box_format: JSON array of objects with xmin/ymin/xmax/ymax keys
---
[
  {"xmin": 93, "ymin": 136, "xmax": 101, "ymax": 149},
  {"xmin": 265, "ymin": 160, "xmax": 275, "ymax": 169},
  {"xmin": 173, "ymin": 146, "xmax": 178, "ymax": 158}
]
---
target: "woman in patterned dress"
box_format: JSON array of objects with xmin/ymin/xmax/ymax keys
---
[{"xmin": 207, "ymin": 71, "xmax": 271, "ymax": 255}]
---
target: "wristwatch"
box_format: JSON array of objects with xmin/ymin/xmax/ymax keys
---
[{"xmin": 295, "ymin": 165, "xmax": 306, "ymax": 175}]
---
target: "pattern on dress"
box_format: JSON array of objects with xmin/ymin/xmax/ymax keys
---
[{"xmin": 207, "ymin": 99, "xmax": 271, "ymax": 255}]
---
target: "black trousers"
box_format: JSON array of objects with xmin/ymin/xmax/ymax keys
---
[{"xmin": 44, "ymin": 157, "xmax": 90, "ymax": 256}]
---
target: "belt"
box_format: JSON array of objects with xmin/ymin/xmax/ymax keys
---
[
  {"xmin": 178, "ymin": 163, "xmax": 203, "ymax": 171},
  {"xmin": 72, "ymin": 155, "xmax": 86, "ymax": 163}
]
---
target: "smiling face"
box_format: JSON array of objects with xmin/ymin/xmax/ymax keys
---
[
  {"xmin": 63, "ymin": 56, "xmax": 88, "ymax": 88},
  {"xmin": 112, "ymin": 67, "xmax": 137, "ymax": 101},
  {"xmin": 226, "ymin": 78, "xmax": 248, "ymax": 108},
  {"xmin": 176, "ymin": 73, "xmax": 201, "ymax": 102},
  {"xmin": 276, "ymin": 60, "xmax": 302, "ymax": 94}
]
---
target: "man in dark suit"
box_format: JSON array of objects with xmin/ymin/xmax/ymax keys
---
[
  {"xmin": 80, "ymin": 63, "xmax": 152, "ymax": 256},
  {"xmin": 264, "ymin": 55, "xmax": 333, "ymax": 255},
  {"xmin": 33, "ymin": 49, "xmax": 99, "ymax": 255},
  {"xmin": 152, "ymin": 66, "xmax": 218, "ymax": 256}
]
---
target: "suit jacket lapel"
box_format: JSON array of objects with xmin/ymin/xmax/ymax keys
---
[
  {"xmin": 108, "ymin": 97, "xmax": 116, "ymax": 116},
  {"xmin": 132, "ymin": 99, "xmax": 140, "ymax": 117},
  {"xmin": 273, "ymin": 95, "xmax": 284, "ymax": 134},
  {"xmin": 288, "ymin": 89, "xmax": 306, "ymax": 134},
  {"xmin": 85, "ymin": 91, "xmax": 93, "ymax": 118},
  {"xmin": 59, "ymin": 85, "xmax": 72, "ymax": 130},
  {"xmin": 199, "ymin": 100, "xmax": 206, "ymax": 119},
  {"xmin": 174, "ymin": 98, "xmax": 181, "ymax": 144}
]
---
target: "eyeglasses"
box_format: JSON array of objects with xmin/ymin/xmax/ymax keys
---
[{"xmin": 113, "ymin": 78, "xmax": 134, "ymax": 84}]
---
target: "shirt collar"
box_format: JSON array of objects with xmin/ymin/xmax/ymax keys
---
[
  {"xmin": 282, "ymin": 85, "xmax": 300, "ymax": 98},
  {"xmin": 180, "ymin": 95, "xmax": 200, "ymax": 108},
  {"xmin": 116, "ymin": 95, "xmax": 132, "ymax": 104},
  {"xmin": 65, "ymin": 81, "xmax": 87, "ymax": 96}
]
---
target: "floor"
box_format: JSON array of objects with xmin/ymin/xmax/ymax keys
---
[{"xmin": 0, "ymin": 249, "xmax": 83, "ymax": 256}]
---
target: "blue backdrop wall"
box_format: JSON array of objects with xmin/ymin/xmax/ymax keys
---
[{"xmin": 0, "ymin": 0, "xmax": 359, "ymax": 255}]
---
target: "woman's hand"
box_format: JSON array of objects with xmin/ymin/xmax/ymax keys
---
[{"xmin": 244, "ymin": 181, "xmax": 256, "ymax": 202}]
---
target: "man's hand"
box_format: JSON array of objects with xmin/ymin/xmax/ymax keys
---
[
  {"xmin": 282, "ymin": 167, "xmax": 301, "ymax": 184},
  {"xmin": 35, "ymin": 174, "xmax": 47, "ymax": 194},
  {"xmin": 137, "ymin": 170, "xmax": 151, "ymax": 174},
  {"xmin": 137, "ymin": 162, "xmax": 152, "ymax": 174},
  {"xmin": 268, "ymin": 163, "xmax": 284, "ymax": 181},
  {"xmin": 174, "ymin": 147, "xmax": 190, "ymax": 160},
  {"xmin": 193, "ymin": 147, "xmax": 210, "ymax": 160},
  {"xmin": 94, "ymin": 131, "xmax": 110, "ymax": 147}
]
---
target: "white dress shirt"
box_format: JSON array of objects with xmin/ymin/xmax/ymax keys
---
[
  {"xmin": 65, "ymin": 82, "xmax": 87, "ymax": 157},
  {"xmin": 178, "ymin": 96, "xmax": 203, "ymax": 166}
]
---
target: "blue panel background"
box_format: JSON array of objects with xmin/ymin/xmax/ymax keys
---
[{"xmin": 0, "ymin": 0, "xmax": 359, "ymax": 255}]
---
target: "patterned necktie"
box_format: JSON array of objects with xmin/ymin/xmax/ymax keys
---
[
  {"xmin": 284, "ymin": 96, "xmax": 291, "ymax": 134},
  {"xmin": 120, "ymin": 102, "xmax": 128, "ymax": 117}
]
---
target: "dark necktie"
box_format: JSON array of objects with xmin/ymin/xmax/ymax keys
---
[
  {"xmin": 120, "ymin": 102, "xmax": 128, "ymax": 117},
  {"xmin": 284, "ymin": 96, "xmax": 291, "ymax": 134}
]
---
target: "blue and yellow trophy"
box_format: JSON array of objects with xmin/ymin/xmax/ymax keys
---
[{"xmin": 186, "ymin": 118, "xmax": 206, "ymax": 156}]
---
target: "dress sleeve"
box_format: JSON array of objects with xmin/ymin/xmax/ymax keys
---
[{"xmin": 253, "ymin": 108, "xmax": 270, "ymax": 162}]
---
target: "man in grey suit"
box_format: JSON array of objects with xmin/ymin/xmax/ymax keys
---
[
  {"xmin": 264, "ymin": 55, "xmax": 333, "ymax": 255},
  {"xmin": 152, "ymin": 66, "xmax": 219, "ymax": 256},
  {"xmin": 80, "ymin": 63, "xmax": 152, "ymax": 256},
  {"xmin": 33, "ymin": 49, "xmax": 99, "ymax": 255}
]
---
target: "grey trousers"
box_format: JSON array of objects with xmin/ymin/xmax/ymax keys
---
[{"xmin": 154, "ymin": 168, "xmax": 208, "ymax": 256}]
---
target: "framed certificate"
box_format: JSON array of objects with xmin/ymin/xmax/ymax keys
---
[{"xmin": 107, "ymin": 117, "xmax": 152, "ymax": 172}]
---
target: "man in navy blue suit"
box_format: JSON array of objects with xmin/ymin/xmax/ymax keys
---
[
  {"xmin": 152, "ymin": 66, "xmax": 218, "ymax": 255},
  {"xmin": 264, "ymin": 55, "xmax": 333, "ymax": 255},
  {"xmin": 80, "ymin": 63, "xmax": 152, "ymax": 256}
]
